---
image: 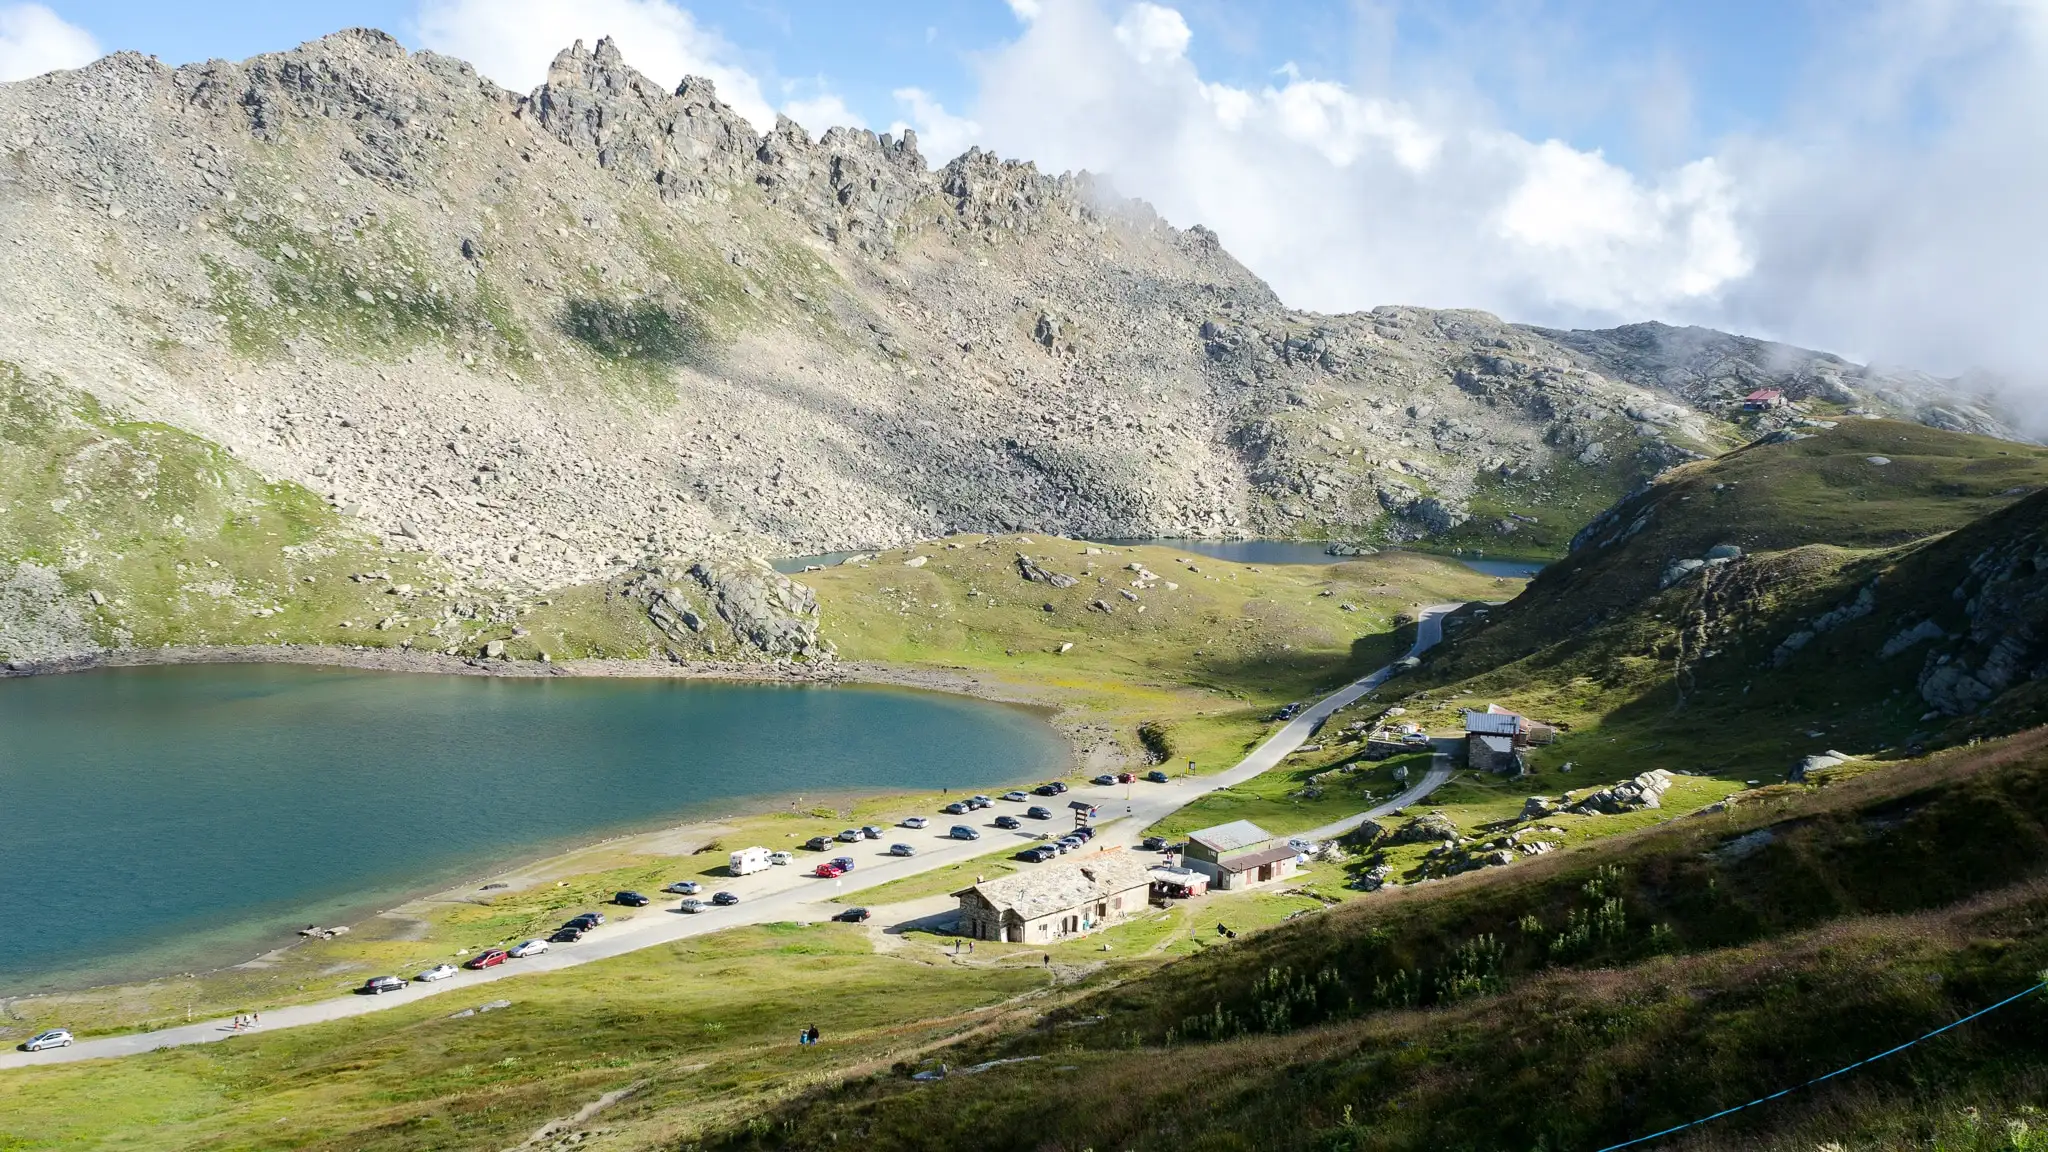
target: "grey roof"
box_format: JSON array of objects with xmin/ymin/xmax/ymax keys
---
[
  {"xmin": 1464, "ymin": 710, "xmax": 1520, "ymax": 735},
  {"xmin": 1218, "ymin": 844, "xmax": 1302, "ymax": 873},
  {"xmin": 956, "ymin": 851, "xmax": 1153, "ymax": 921},
  {"xmin": 1186, "ymin": 819, "xmax": 1273, "ymax": 854}
]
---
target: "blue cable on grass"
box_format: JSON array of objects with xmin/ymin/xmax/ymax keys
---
[{"xmin": 1596, "ymin": 977, "xmax": 2048, "ymax": 1152}]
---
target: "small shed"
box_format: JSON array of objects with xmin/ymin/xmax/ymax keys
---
[
  {"xmin": 1743, "ymin": 388, "xmax": 1787, "ymax": 410},
  {"xmin": 1213, "ymin": 844, "xmax": 1302, "ymax": 891},
  {"xmin": 1468, "ymin": 732, "xmax": 1517, "ymax": 773},
  {"xmin": 1182, "ymin": 820, "xmax": 1274, "ymax": 883}
]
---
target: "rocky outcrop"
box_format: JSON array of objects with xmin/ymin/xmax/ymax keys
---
[
  {"xmin": 1567, "ymin": 770, "xmax": 1674, "ymax": 815},
  {"xmin": 1385, "ymin": 812, "xmax": 1461, "ymax": 846},
  {"xmin": 623, "ymin": 558, "xmax": 831, "ymax": 662}
]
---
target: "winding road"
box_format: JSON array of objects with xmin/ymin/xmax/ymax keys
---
[{"xmin": 1, "ymin": 603, "xmax": 1466, "ymax": 1067}]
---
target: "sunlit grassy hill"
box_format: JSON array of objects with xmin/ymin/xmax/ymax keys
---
[{"xmin": 705, "ymin": 729, "xmax": 2048, "ymax": 1152}]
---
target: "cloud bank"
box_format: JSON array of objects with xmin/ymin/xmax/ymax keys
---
[
  {"xmin": 913, "ymin": 0, "xmax": 2047, "ymax": 393},
  {"xmin": 0, "ymin": 3, "xmax": 98, "ymax": 83}
]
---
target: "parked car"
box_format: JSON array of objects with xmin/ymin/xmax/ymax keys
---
[
  {"xmin": 888, "ymin": 843, "xmax": 917, "ymax": 857},
  {"xmin": 1000, "ymin": 790, "xmax": 1029, "ymax": 802},
  {"xmin": 1046, "ymin": 781, "xmax": 1069, "ymax": 795},
  {"xmin": 901, "ymin": 816, "xmax": 930, "ymax": 829},
  {"xmin": 1146, "ymin": 770, "xmax": 1171, "ymax": 783},
  {"xmin": 1142, "ymin": 836, "xmax": 1169, "ymax": 851},
  {"xmin": 1015, "ymin": 846, "xmax": 1058, "ymax": 863},
  {"xmin": 1271, "ymin": 702, "xmax": 1305, "ymax": 721},
  {"xmin": 1026, "ymin": 806, "xmax": 1053, "ymax": 820},
  {"xmin": 416, "ymin": 963, "xmax": 458, "ymax": 983},
  {"xmin": 950, "ymin": 825, "xmax": 981, "ymax": 840},
  {"xmin": 360, "ymin": 974, "xmax": 407, "ymax": 995},
  {"xmin": 509, "ymin": 938, "xmax": 550, "ymax": 958},
  {"xmin": 804, "ymin": 835, "xmax": 834, "ymax": 851},
  {"xmin": 942, "ymin": 801, "xmax": 970, "ymax": 815},
  {"xmin": 1057, "ymin": 836, "xmax": 1084, "ymax": 850},
  {"xmin": 1072, "ymin": 826, "xmax": 1095, "ymax": 841},
  {"xmin": 834, "ymin": 907, "xmax": 872, "ymax": 923},
  {"xmin": 678, "ymin": 898, "xmax": 706, "ymax": 913},
  {"xmin": 566, "ymin": 912, "xmax": 605, "ymax": 929},
  {"xmin": 769, "ymin": 851, "xmax": 794, "ymax": 866},
  {"xmin": 1032, "ymin": 784, "xmax": 1059, "ymax": 797},
  {"xmin": 613, "ymin": 890, "xmax": 650, "ymax": 907},
  {"xmin": 830, "ymin": 856, "xmax": 856, "ymax": 872},
  {"xmin": 712, "ymin": 891, "xmax": 740, "ymax": 906},
  {"xmin": 20, "ymin": 1029, "xmax": 72, "ymax": 1052},
  {"xmin": 465, "ymin": 949, "xmax": 508, "ymax": 970},
  {"xmin": 993, "ymin": 815, "xmax": 1021, "ymax": 830},
  {"xmin": 664, "ymin": 880, "xmax": 703, "ymax": 895},
  {"xmin": 970, "ymin": 795, "xmax": 994, "ymax": 809},
  {"xmin": 860, "ymin": 825, "xmax": 884, "ymax": 839},
  {"xmin": 837, "ymin": 829, "xmax": 863, "ymax": 843},
  {"xmin": 1117, "ymin": 772, "xmax": 1137, "ymax": 784},
  {"xmin": 814, "ymin": 862, "xmax": 846, "ymax": 878},
  {"xmin": 550, "ymin": 925, "xmax": 586, "ymax": 943},
  {"xmin": 1092, "ymin": 774, "xmax": 1118, "ymax": 786}
]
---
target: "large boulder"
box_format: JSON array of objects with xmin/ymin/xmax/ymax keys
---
[
  {"xmin": 1567, "ymin": 770, "xmax": 1674, "ymax": 815},
  {"xmin": 1385, "ymin": 812, "xmax": 1461, "ymax": 845}
]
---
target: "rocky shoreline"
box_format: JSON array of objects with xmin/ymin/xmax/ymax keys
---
[{"xmin": 0, "ymin": 641, "xmax": 1099, "ymax": 759}]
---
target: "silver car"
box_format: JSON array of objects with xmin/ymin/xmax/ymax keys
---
[
  {"xmin": 415, "ymin": 963, "xmax": 458, "ymax": 983},
  {"xmin": 901, "ymin": 816, "xmax": 929, "ymax": 829},
  {"xmin": 21, "ymin": 1029, "xmax": 72, "ymax": 1052},
  {"xmin": 679, "ymin": 898, "xmax": 706, "ymax": 914}
]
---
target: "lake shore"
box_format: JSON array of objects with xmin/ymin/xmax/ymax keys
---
[{"xmin": 1, "ymin": 642, "xmax": 1120, "ymax": 761}]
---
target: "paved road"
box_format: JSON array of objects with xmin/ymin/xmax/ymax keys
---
[
  {"xmin": 1, "ymin": 603, "xmax": 1466, "ymax": 1068},
  {"xmin": 1299, "ymin": 738, "xmax": 1461, "ymax": 843}
]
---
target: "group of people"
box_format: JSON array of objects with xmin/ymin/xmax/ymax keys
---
[
  {"xmin": 229, "ymin": 1013, "xmax": 260, "ymax": 1031},
  {"xmin": 797, "ymin": 1024, "xmax": 822, "ymax": 1047}
]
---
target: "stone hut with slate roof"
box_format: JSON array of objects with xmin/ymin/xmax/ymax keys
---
[{"xmin": 953, "ymin": 849, "xmax": 1153, "ymax": 943}]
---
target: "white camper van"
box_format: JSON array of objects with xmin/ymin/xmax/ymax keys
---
[{"xmin": 728, "ymin": 846, "xmax": 774, "ymax": 876}]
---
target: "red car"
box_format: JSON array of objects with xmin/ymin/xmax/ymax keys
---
[
  {"xmin": 814, "ymin": 862, "xmax": 846, "ymax": 879},
  {"xmin": 465, "ymin": 949, "xmax": 508, "ymax": 970},
  {"xmin": 1117, "ymin": 772, "xmax": 1137, "ymax": 784}
]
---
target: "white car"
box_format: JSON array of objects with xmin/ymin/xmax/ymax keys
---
[
  {"xmin": 769, "ymin": 851, "xmax": 794, "ymax": 866},
  {"xmin": 678, "ymin": 898, "xmax": 706, "ymax": 914},
  {"xmin": 21, "ymin": 1029, "xmax": 72, "ymax": 1052},
  {"xmin": 415, "ymin": 963, "xmax": 458, "ymax": 983},
  {"xmin": 901, "ymin": 816, "xmax": 929, "ymax": 829},
  {"xmin": 508, "ymin": 938, "xmax": 550, "ymax": 958},
  {"xmin": 664, "ymin": 880, "xmax": 702, "ymax": 895}
]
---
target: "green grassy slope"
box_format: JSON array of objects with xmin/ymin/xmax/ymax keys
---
[
  {"xmin": 1369, "ymin": 420, "xmax": 2048, "ymax": 796},
  {"xmin": 803, "ymin": 536, "xmax": 1513, "ymax": 770},
  {"xmin": 0, "ymin": 359, "xmax": 669, "ymax": 664},
  {"xmin": 703, "ymin": 729, "xmax": 2048, "ymax": 1152}
]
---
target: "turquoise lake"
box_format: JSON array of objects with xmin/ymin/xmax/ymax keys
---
[{"xmin": 0, "ymin": 664, "xmax": 1067, "ymax": 990}]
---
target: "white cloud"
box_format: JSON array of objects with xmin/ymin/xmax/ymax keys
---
[
  {"xmin": 1112, "ymin": 3, "xmax": 1188, "ymax": 66},
  {"xmin": 414, "ymin": 0, "xmax": 778, "ymax": 130},
  {"xmin": 0, "ymin": 3, "xmax": 98, "ymax": 83},
  {"xmin": 955, "ymin": 0, "xmax": 2048, "ymax": 403},
  {"xmin": 781, "ymin": 89, "xmax": 865, "ymax": 135},
  {"xmin": 966, "ymin": 0, "xmax": 1746, "ymax": 322},
  {"xmin": 889, "ymin": 87, "xmax": 982, "ymax": 166}
]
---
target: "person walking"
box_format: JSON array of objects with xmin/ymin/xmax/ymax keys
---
[
  {"xmin": 808, "ymin": 1025, "xmax": 821, "ymax": 1045},
  {"xmin": 1043, "ymin": 953, "xmax": 1051, "ymax": 967}
]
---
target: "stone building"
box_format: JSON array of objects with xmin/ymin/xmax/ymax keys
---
[{"xmin": 953, "ymin": 850, "xmax": 1153, "ymax": 943}]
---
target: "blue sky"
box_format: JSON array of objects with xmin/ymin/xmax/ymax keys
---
[
  {"xmin": 4, "ymin": 0, "xmax": 2045, "ymax": 393},
  {"xmin": 36, "ymin": 0, "xmax": 1815, "ymax": 170}
]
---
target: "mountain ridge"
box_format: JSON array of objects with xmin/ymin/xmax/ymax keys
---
[{"xmin": 0, "ymin": 28, "xmax": 2023, "ymax": 600}]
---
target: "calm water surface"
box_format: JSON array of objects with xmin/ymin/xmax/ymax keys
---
[{"xmin": 0, "ymin": 664, "xmax": 1065, "ymax": 990}]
